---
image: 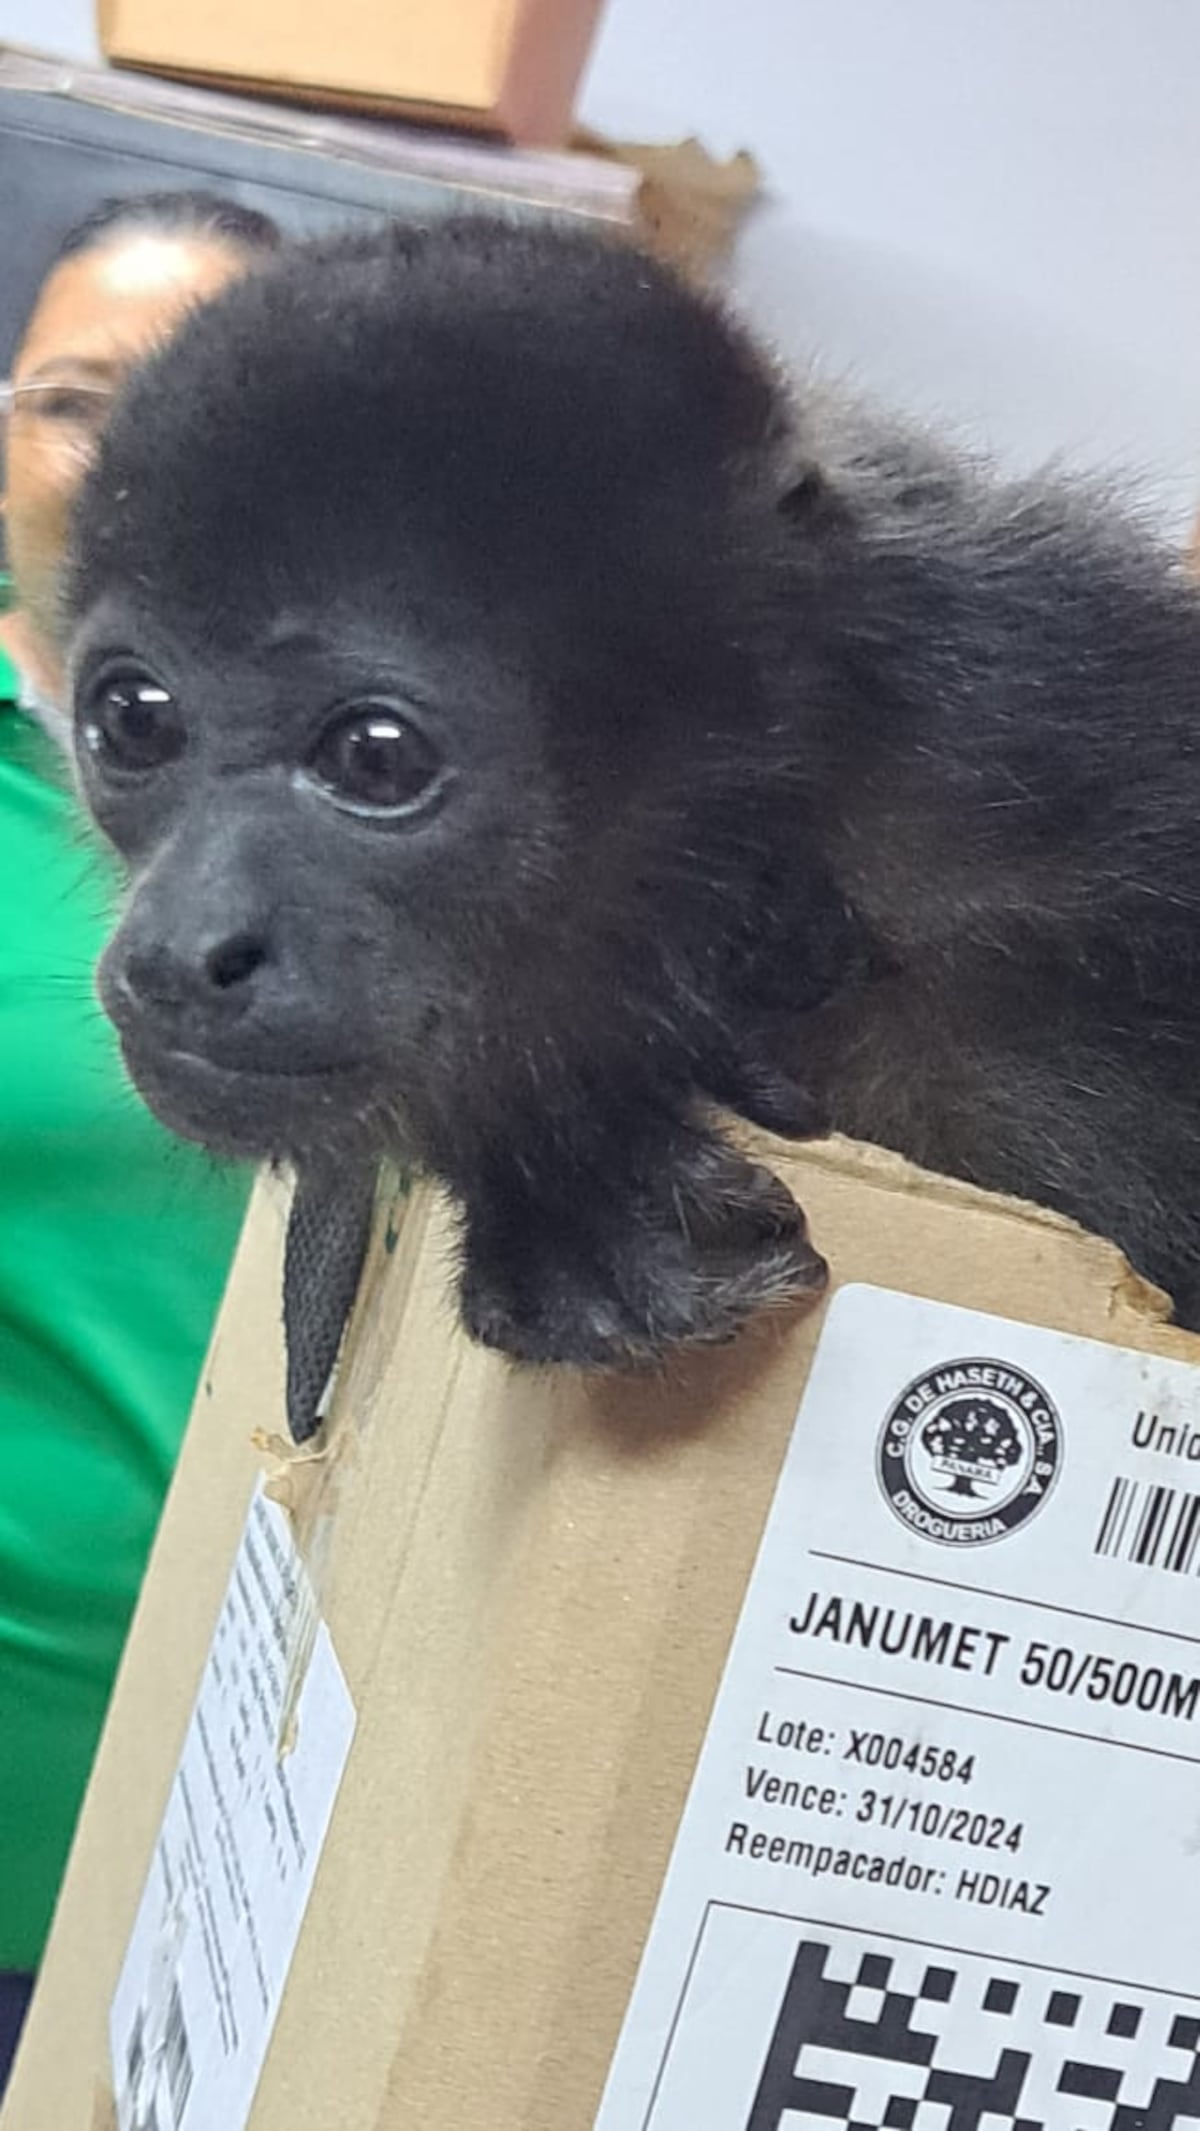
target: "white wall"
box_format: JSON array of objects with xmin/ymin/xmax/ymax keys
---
[
  {"xmin": 580, "ymin": 0, "xmax": 1200, "ymax": 527},
  {"xmin": 9, "ymin": 0, "xmax": 1200, "ymax": 526},
  {"xmin": 4, "ymin": 0, "xmax": 96, "ymax": 65}
]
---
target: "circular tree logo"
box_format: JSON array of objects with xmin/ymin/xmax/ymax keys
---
[{"xmin": 876, "ymin": 1357, "xmax": 1062, "ymax": 1545}]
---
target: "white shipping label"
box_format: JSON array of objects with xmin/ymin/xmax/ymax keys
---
[
  {"xmin": 596, "ymin": 1284, "xmax": 1200, "ymax": 2131},
  {"xmin": 110, "ymin": 1486, "xmax": 356, "ymax": 2131}
]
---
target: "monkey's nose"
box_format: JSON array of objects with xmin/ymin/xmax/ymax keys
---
[
  {"xmin": 121, "ymin": 930, "xmax": 271, "ymax": 1017},
  {"xmin": 205, "ymin": 932, "xmax": 269, "ymax": 991}
]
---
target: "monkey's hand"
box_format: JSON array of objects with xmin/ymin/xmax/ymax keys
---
[{"xmin": 457, "ymin": 1130, "xmax": 827, "ymax": 1369}]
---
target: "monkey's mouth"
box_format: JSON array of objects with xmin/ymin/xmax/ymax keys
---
[
  {"xmin": 117, "ymin": 1033, "xmax": 374, "ymax": 1160},
  {"xmin": 163, "ymin": 1042, "xmax": 361, "ymax": 1083}
]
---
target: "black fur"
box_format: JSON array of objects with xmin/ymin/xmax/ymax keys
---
[{"xmin": 63, "ymin": 217, "xmax": 1200, "ymax": 1370}]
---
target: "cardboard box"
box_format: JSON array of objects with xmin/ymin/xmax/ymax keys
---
[
  {"xmin": 5, "ymin": 1136, "xmax": 1195, "ymax": 2129},
  {"xmin": 98, "ymin": 0, "xmax": 608, "ymax": 147}
]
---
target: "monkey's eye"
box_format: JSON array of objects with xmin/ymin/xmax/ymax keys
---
[
  {"xmin": 79, "ymin": 667, "xmax": 186, "ymax": 775},
  {"xmin": 305, "ymin": 702, "xmax": 443, "ymax": 817}
]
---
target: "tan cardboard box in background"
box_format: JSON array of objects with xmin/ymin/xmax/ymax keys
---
[
  {"xmin": 4, "ymin": 1135, "xmax": 1196, "ymax": 2130},
  {"xmin": 98, "ymin": 0, "xmax": 608, "ymax": 146}
]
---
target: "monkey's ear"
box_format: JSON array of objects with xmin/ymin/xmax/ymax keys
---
[{"xmin": 774, "ymin": 461, "xmax": 848, "ymax": 534}]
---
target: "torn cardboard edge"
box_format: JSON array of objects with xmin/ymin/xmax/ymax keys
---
[
  {"xmin": 776, "ymin": 1133, "xmax": 1178, "ymax": 1295},
  {"xmin": 572, "ymin": 126, "xmax": 762, "ymax": 276},
  {"xmin": 791, "ymin": 1133, "xmax": 1187, "ymax": 1348}
]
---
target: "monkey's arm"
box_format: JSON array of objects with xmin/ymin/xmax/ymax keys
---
[
  {"xmin": 698, "ymin": 868, "xmax": 874, "ymax": 1141},
  {"xmin": 451, "ymin": 1108, "xmax": 827, "ymax": 1369}
]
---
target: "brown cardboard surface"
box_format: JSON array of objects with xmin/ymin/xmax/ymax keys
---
[
  {"xmin": 5, "ymin": 1137, "xmax": 1195, "ymax": 2129},
  {"xmin": 99, "ymin": 0, "xmax": 607, "ymax": 147}
]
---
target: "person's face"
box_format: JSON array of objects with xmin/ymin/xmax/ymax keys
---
[{"xmin": 4, "ymin": 231, "xmax": 252, "ymax": 693}]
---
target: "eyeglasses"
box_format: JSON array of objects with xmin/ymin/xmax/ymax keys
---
[{"xmin": 0, "ymin": 378, "xmax": 117, "ymax": 424}]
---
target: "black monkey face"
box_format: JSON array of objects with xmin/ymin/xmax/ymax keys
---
[
  {"xmin": 71, "ymin": 588, "xmax": 566, "ymax": 1164},
  {"xmin": 65, "ymin": 217, "xmax": 796, "ymax": 1183},
  {"xmin": 59, "ymin": 222, "xmax": 840, "ymax": 1376}
]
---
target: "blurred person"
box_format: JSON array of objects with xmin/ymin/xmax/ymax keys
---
[{"xmin": 0, "ymin": 191, "xmax": 279, "ymax": 2090}]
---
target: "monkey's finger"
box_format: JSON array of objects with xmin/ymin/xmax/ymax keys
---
[{"xmin": 705, "ymin": 1057, "xmax": 832, "ymax": 1142}]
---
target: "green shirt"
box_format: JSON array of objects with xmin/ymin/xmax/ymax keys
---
[{"xmin": 0, "ymin": 646, "xmax": 250, "ymax": 1970}]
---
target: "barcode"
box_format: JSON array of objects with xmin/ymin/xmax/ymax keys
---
[
  {"xmin": 1094, "ymin": 1476, "xmax": 1200, "ymax": 1572},
  {"xmin": 163, "ymin": 1981, "xmax": 193, "ymax": 2130}
]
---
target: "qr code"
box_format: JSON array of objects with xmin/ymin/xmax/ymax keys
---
[
  {"xmin": 643, "ymin": 1912, "xmax": 1200, "ymax": 2131},
  {"xmin": 749, "ymin": 1934, "xmax": 1200, "ymax": 2130}
]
